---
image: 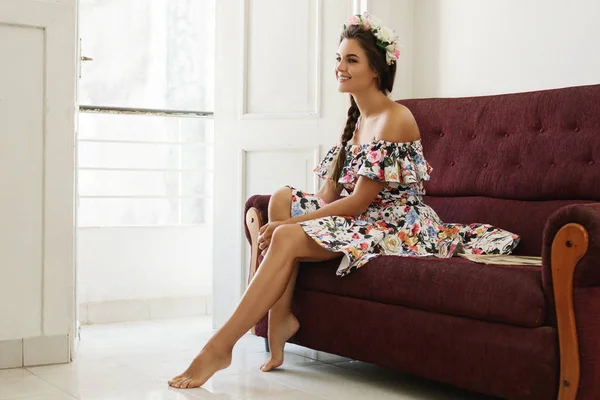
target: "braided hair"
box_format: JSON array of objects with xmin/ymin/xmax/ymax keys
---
[{"xmin": 328, "ymin": 24, "xmax": 397, "ymax": 191}]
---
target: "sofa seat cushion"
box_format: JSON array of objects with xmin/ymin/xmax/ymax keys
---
[{"xmin": 296, "ymin": 256, "xmax": 546, "ymax": 328}]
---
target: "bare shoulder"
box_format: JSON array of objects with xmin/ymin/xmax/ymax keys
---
[{"xmin": 375, "ymin": 102, "xmax": 421, "ymax": 143}]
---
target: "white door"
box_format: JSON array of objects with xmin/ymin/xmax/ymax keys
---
[
  {"xmin": 0, "ymin": 0, "xmax": 78, "ymax": 367},
  {"xmin": 212, "ymin": 0, "xmax": 355, "ymax": 327},
  {"xmin": 212, "ymin": 0, "xmax": 416, "ymax": 327}
]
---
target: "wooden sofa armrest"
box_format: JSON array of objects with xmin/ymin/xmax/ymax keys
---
[
  {"xmin": 542, "ymin": 203, "xmax": 600, "ymax": 400},
  {"xmin": 244, "ymin": 195, "xmax": 271, "ymax": 335},
  {"xmin": 244, "ymin": 194, "xmax": 271, "ymax": 281},
  {"xmin": 243, "ymin": 195, "xmax": 271, "ymax": 252},
  {"xmin": 245, "ymin": 207, "xmax": 263, "ymax": 284}
]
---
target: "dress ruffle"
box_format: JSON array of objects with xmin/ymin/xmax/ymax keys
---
[
  {"xmin": 357, "ymin": 140, "xmax": 433, "ymax": 184},
  {"xmin": 313, "ymin": 140, "xmax": 433, "ymax": 185},
  {"xmin": 313, "ymin": 143, "xmax": 342, "ymax": 179}
]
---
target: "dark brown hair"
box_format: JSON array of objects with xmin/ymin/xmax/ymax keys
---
[{"xmin": 328, "ymin": 24, "xmax": 397, "ymax": 190}]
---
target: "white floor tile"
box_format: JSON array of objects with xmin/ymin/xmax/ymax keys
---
[
  {"xmin": 2, "ymin": 317, "xmax": 494, "ymax": 400},
  {"xmin": 0, "ymin": 369, "xmax": 65, "ymax": 400},
  {"xmin": 1, "ymin": 395, "xmax": 77, "ymax": 400},
  {"xmin": 195, "ymin": 372, "xmax": 297, "ymax": 399},
  {"xmin": 259, "ymin": 361, "xmax": 494, "ymax": 400},
  {"xmin": 241, "ymin": 389, "xmax": 327, "ymax": 400},
  {"xmin": 328, "ymin": 361, "xmax": 493, "ymax": 400},
  {"xmin": 26, "ymin": 364, "xmax": 159, "ymax": 399}
]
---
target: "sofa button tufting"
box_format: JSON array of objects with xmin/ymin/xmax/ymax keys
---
[
  {"xmin": 451, "ymin": 161, "xmax": 456, "ymax": 166},
  {"xmin": 483, "ymin": 162, "xmax": 488, "ymax": 168},
  {"xmin": 539, "ymin": 128, "xmax": 545, "ymax": 133},
  {"xmin": 574, "ymin": 127, "xmax": 580, "ymax": 132},
  {"xmin": 589, "ymin": 160, "xmax": 595, "ymax": 166},
  {"xmin": 471, "ymin": 134, "xmax": 477, "ymax": 139},
  {"xmin": 551, "ymin": 163, "xmax": 556, "ymax": 167},
  {"xmin": 439, "ymin": 132, "xmax": 445, "ymax": 137},
  {"xmin": 504, "ymin": 133, "xmax": 509, "ymax": 137}
]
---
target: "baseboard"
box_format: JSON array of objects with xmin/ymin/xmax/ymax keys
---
[
  {"xmin": 0, "ymin": 334, "xmax": 70, "ymax": 369},
  {"xmin": 79, "ymin": 295, "xmax": 212, "ymax": 325}
]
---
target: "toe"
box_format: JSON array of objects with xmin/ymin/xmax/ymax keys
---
[
  {"xmin": 182, "ymin": 378, "xmax": 193, "ymax": 389},
  {"xmin": 173, "ymin": 378, "xmax": 185, "ymax": 389}
]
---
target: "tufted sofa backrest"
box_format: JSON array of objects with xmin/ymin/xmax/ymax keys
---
[{"xmin": 398, "ymin": 84, "xmax": 600, "ymax": 201}]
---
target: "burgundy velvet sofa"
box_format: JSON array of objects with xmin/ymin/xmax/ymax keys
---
[{"xmin": 244, "ymin": 84, "xmax": 600, "ymax": 400}]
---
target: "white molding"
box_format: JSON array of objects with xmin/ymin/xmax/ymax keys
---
[
  {"xmin": 0, "ymin": 0, "xmax": 66, "ymax": 27},
  {"xmin": 239, "ymin": 147, "xmax": 248, "ymax": 296},
  {"xmin": 240, "ymin": 0, "xmax": 322, "ymax": 119},
  {"xmin": 0, "ymin": 339, "xmax": 23, "ymax": 369},
  {"xmin": 313, "ymin": 145, "xmax": 322, "ymax": 192},
  {"xmin": 23, "ymin": 334, "xmax": 70, "ymax": 367},
  {"xmin": 0, "ymin": 334, "xmax": 71, "ymax": 369},
  {"xmin": 362, "ymin": 0, "xmax": 371, "ymax": 13},
  {"xmin": 42, "ymin": 0, "xmax": 77, "ymax": 339},
  {"xmin": 79, "ymin": 295, "xmax": 212, "ymax": 325},
  {"xmin": 238, "ymin": 146, "xmax": 320, "ymax": 295},
  {"xmin": 352, "ymin": 0, "xmax": 370, "ymax": 14}
]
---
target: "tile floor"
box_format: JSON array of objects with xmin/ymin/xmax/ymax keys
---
[{"xmin": 0, "ymin": 317, "xmax": 495, "ymax": 400}]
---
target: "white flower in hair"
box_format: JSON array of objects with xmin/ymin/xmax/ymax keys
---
[{"xmin": 343, "ymin": 11, "xmax": 401, "ymax": 65}]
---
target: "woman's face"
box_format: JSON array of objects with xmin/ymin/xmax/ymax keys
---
[{"xmin": 335, "ymin": 38, "xmax": 378, "ymax": 93}]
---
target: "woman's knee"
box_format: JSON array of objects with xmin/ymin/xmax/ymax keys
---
[
  {"xmin": 271, "ymin": 186, "xmax": 292, "ymax": 204},
  {"xmin": 268, "ymin": 187, "xmax": 293, "ymax": 220},
  {"xmin": 270, "ymin": 224, "xmax": 302, "ymax": 252}
]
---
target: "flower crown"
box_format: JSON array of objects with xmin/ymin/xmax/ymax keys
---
[{"xmin": 343, "ymin": 11, "xmax": 400, "ymax": 65}]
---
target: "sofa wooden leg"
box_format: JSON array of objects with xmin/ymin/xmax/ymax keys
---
[
  {"xmin": 264, "ymin": 337, "xmax": 270, "ymax": 353},
  {"xmin": 551, "ymin": 223, "xmax": 589, "ymax": 400},
  {"xmin": 245, "ymin": 207, "xmax": 263, "ymax": 336}
]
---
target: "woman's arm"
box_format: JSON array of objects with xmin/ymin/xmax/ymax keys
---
[
  {"xmin": 258, "ymin": 182, "xmax": 378, "ymax": 253},
  {"xmin": 285, "ymin": 177, "xmax": 385, "ymax": 224}
]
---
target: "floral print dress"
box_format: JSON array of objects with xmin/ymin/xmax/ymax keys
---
[{"xmin": 289, "ymin": 139, "xmax": 520, "ymax": 277}]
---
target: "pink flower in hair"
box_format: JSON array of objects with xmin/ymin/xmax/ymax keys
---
[{"xmin": 343, "ymin": 12, "xmax": 400, "ymax": 65}]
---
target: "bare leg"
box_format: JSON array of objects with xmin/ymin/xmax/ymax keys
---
[
  {"xmin": 260, "ymin": 187, "xmax": 300, "ymax": 372},
  {"xmin": 168, "ymin": 224, "xmax": 342, "ymax": 388}
]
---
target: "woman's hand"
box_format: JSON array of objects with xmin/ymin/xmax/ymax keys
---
[{"xmin": 257, "ymin": 221, "xmax": 286, "ymax": 256}]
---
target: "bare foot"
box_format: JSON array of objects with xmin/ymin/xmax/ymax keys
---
[
  {"xmin": 260, "ymin": 313, "xmax": 300, "ymax": 372},
  {"xmin": 168, "ymin": 343, "xmax": 232, "ymax": 389}
]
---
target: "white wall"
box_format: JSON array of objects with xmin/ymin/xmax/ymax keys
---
[
  {"xmin": 370, "ymin": 0, "xmax": 415, "ymax": 100},
  {"xmin": 0, "ymin": 0, "xmax": 77, "ymax": 368},
  {"xmin": 413, "ymin": 0, "xmax": 600, "ymax": 98}
]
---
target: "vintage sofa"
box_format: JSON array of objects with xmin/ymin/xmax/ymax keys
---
[{"xmin": 244, "ymin": 84, "xmax": 600, "ymax": 400}]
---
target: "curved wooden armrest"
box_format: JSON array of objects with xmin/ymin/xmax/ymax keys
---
[
  {"xmin": 551, "ymin": 223, "xmax": 589, "ymax": 400},
  {"xmin": 246, "ymin": 207, "xmax": 263, "ymax": 282},
  {"xmin": 245, "ymin": 207, "xmax": 263, "ymax": 334}
]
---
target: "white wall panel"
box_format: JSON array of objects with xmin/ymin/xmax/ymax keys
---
[
  {"xmin": 0, "ymin": 24, "xmax": 44, "ymax": 340},
  {"xmin": 243, "ymin": 0, "xmax": 321, "ymax": 117}
]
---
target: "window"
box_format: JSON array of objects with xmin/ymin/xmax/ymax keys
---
[{"xmin": 78, "ymin": 0, "xmax": 214, "ymax": 227}]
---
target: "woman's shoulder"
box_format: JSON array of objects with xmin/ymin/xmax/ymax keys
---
[{"xmin": 375, "ymin": 102, "xmax": 421, "ymax": 144}]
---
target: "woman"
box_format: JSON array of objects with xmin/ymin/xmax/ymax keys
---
[{"xmin": 169, "ymin": 12, "xmax": 518, "ymax": 389}]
